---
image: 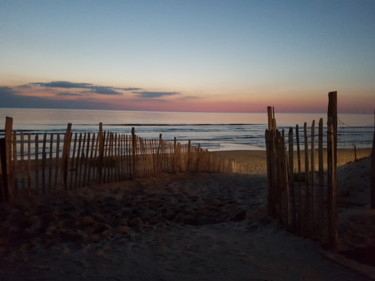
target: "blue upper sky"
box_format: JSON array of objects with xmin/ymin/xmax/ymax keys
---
[{"xmin": 0, "ymin": 0, "xmax": 374, "ymax": 113}]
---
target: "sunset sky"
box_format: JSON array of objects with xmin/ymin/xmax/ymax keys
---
[{"xmin": 0, "ymin": 0, "xmax": 374, "ymax": 113}]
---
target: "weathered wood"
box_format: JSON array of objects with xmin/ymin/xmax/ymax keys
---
[
  {"xmin": 372, "ymin": 129, "xmax": 375, "ymax": 209},
  {"xmin": 4, "ymin": 117, "xmax": 13, "ymax": 201},
  {"xmin": 310, "ymin": 120, "xmax": 316, "ymax": 239},
  {"xmin": 327, "ymin": 118, "xmax": 338, "ymax": 249},
  {"xmin": 295, "ymin": 124, "xmax": 302, "ymax": 234},
  {"xmin": 267, "ymin": 106, "xmax": 273, "ymax": 130},
  {"xmin": 318, "ymin": 118, "xmax": 325, "ymax": 244},
  {"xmin": 35, "ymin": 134, "xmax": 39, "ymax": 194},
  {"xmin": 328, "ymin": 91, "xmax": 338, "ymax": 169},
  {"xmin": 131, "ymin": 127, "xmax": 136, "ymax": 178},
  {"xmin": 12, "ymin": 133, "xmax": 18, "ymax": 198},
  {"xmin": 288, "ymin": 128, "xmax": 296, "ymax": 232},
  {"xmin": 54, "ymin": 134, "xmax": 60, "ymax": 190},
  {"xmin": 70, "ymin": 133, "xmax": 78, "ymax": 189},
  {"xmin": 98, "ymin": 123, "xmax": 104, "ymax": 184},
  {"xmin": 303, "ymin": 122, "xmax": 310, "ymax": 236},
  {"xmin": 41, "ymin": 133, "xmax": 47, "ymax": 193},
  {"xmin": 27, "ymin": 134, "xmax": 31, "ymax": 195},
  {"xmin": 48, "ymin": 134, "xmax": 53, "ymax": 191},
  {"xmin": 62, "ymin": 123, "xmax": 72, "ymax": 190},
  {"xmin": 0, "ymin": 138, "xmax": 6, "ymax": 201},
  {"xmin": 20, "ymin": 133, "xmax": 25, "ymax": 192}
]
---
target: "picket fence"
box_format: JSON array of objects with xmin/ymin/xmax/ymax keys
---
[
  {"xmin": 265, "ymin": 92, "xmax": 338, "ymax": 249},
  {"xmin": 0, "ymin": 118, "xmax": 238, "ymax": 202}
]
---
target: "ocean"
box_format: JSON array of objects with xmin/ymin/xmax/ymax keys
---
[{"xmin": 0, "ymin": 108, "xmax": 373, "ymax": 151}]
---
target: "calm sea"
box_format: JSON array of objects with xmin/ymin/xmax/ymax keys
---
[{"xmin": 0, "ymin": 108, "xmax": 373, "ymax": 151}]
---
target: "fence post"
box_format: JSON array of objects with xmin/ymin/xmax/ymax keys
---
[
  {"xmin": 303, "ymin": 122, "xmax": 310, "ymax": 236},
  {"xmin": 131, "ymin": 127, "xmax": 137, "ymax": 178},
  {"xmin": 328, "ymin": 91, "xmax": 337, "ymax": 171},
  {"xmin": 327, "ymin": 91, "xmax": 338, "ymax": 249},
  {"xmin": 327, "ymin": 118, "xmax": 338, "ymax": 249},
  {"xmin": 0, "ymin": 138, "xmax": 6, "ymax": 202},
  {"xmin": 371, "ymin": 129, "xmax": 375, "ymax": 209},
  {"xmin": 288, "ymin": 128, "xmax": 297, "ymax": 232},
  {"xmin": 1, "ymin": 117, "xmax": 13, "ymax": 201},
  {"xmin": 5, "ymin": 117, "xmax": 14, "ymax": 201},
  {"xmin": 62, "ymin": 123, "xmax": 72, "ymax": 190},
  {"xmin": 310, "ymin": 120, "xmax": 316, "ymax": 239},
  {"xmin": 97, "ymin": 123, "xmax": 104, "ymax": 184},
  {"xmin": 156, "ymin": 134, "xmax": 162, "ymax": 175},
  {"xmin": 318, "ymin": 118, "xmax": 325, "ymax": 244},
  {"xmin": 187, "ymin": 140, "xmax": 191, "ymax": 172}
]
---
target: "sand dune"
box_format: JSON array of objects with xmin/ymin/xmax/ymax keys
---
[{"xmin": 0, "ymin": 150, "xmax": 373, "ymax": 281}]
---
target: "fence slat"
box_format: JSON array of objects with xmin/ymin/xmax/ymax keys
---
[
  {"xmin": 62, "ymin": 124, "xmax": 72, "ymax": 190},
  {"xmin": 54, "ymin": 134, "xmax": 60, "ymax": 190}
]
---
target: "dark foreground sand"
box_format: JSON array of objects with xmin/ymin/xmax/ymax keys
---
[{"xmin": 0, "ymin": 150, "xmax": 374, "ymax": 281}]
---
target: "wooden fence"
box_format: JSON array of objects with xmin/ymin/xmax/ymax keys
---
[
  {"xmin": 0, "ymin": 118, "xmax": 237, "ymax": 203},
  {"xmin": 265, "ymin": 92, "xmax": 338, "ymax": 249}
]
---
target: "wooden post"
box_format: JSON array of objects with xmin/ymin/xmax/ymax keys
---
[
  {"xmin": 318, "ymin": 118, "xmax": 325, "ymax": 244},
  {"xmin": 328, "ymin": 91, "xmax": 337, "ymax": 171},
  {"xmin": 54, "ymin": 134, "xmax": 60, "ymax": 190},
  {"xmin": 12, "ymin": 132, "xmax": 18, "ymax": 198},
  {"xmin": 327, "ymin": 91, "xmax": 338, "ymax": 249},
  {"xmin": 62, "ymin": 123, "xmax": 72, "ymax": 190},
  {"xmin": 187, "ymin": 140, "xmax": 191, "ymax": 172},
  {"xmin": 2, "ymin": 117, "xmax": 13, "ymax": 201},
  {"xmin": 70, "ymin": 133, "xmax": 78, "ymax": 189},
  {"xmin": 327, "ymin": 118, "xmax": 338, "ymax": 249},
  {"xmin": 303, "ymin": 122, "xmax": 310, "ymax": 236},
  {"xmin": 42, "ymin": 133, "xmax": 47, "ymax": 193},
  {"xmin": 310, "ymin": 120, "xmax": 316, "ymax": 239},
  {"xmin": 131, "ymin": 127, "xmax": 137, "ymax": 178},
  {"xmin": 267, "ymin": 106, "xmax": 273, "ymax": 130},
  {"xmin": 20, "ymin": 133, "xmax": 25, "ymax": 193},
  {"xmin": 48, "ymin": 134, "xmax": 53, "ymax": 191},
  {"xmin": 27, "ymin": 134, "xmax": 31, "ymax": 195},
  {"xmin": 371, "ymin": 129, "xmax": 375, "ymax": 209},
  {"xmin": 35, "ymin": 134, "xmax": 39, "ymax": 193},
  {"xmin": 288, "ymin": 128, "xmax": 296, "ymax": 232},
  {"xmin": 98, "ymin": 123, "xmax": 104, "ymax": 184},
  {"xmin": 0, "ymin": 138, "xmax": 6, "ymax": 201}
]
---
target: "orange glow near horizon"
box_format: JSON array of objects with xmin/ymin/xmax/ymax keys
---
[{"xmin": 1, "ymin": 81, "xmax": 374, "ymax": 114}]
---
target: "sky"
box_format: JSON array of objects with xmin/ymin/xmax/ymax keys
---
[{"xmin": 0, "ymin": 0, "xmax": 374, "ymax": 113}]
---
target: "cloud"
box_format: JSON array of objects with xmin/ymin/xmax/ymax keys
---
[
  {"xmin": 88, "ymin": 86, "xmax": 123, "ymax": 95},
  {"xmin": 32, "ymin": 81, "xmax": 93, "ymax": 89},
  {"xmin": 135, "ymin": 91, "xmax": 181, "ymax": 98},
  {"xmin": 120, "ymin": 87, "xmax": 142, "ymax": 91},
  {"xmin": 57, "ymin": 92, "xmax": 82, "ymax": 96},
  {"xmin": 29, "ymin": 81, "xmax": 141, "ymax": 96},
  {"xmin": 0, "ymin": 86, "xmax": 105, "ymax": 109},
  {"xmin": 0, "ymin": 81, "xmax": 181, "ymax": 110}
]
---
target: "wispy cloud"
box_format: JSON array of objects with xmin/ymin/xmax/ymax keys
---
[
  {"xmin": 32, "ymin": 81, "xmax": 93, "ymax": 89},
  {"xmin": 134, "ymin": 91, "xmax": 181, "ymax": 98},
  {"xmin": 0, "ymin": 86, "xmax": 96, "ymax": 109},
  {"xmin": 87, "ymin": 86, "xmax": 123, "ymax": 96},
  {"xmin": 57, "ymin": 92, "xmax": 82, "ymax": 96},
  {"xmin": 29, "ymin": 81, "xmax": 142, "ymax": 96}
]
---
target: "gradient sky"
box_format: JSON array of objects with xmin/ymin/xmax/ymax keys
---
[{"xmin": 0, "ymin": 0, "xmax": 374, "ymax": 113}]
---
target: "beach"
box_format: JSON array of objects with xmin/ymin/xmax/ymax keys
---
[{"xmin": 0, "ymin": 150, "xmax": 374, "ymax": 281}]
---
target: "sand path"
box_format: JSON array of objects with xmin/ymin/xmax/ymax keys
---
[{"xmin": 1, "ymin": 169, "xmax": 373, "ymax": 281}]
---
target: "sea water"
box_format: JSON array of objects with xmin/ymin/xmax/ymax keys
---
[{"xmin": 0, "ymin": 108, "xmax": 373, "ymax": 151}]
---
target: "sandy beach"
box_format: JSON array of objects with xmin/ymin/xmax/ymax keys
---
[{"xmin": 0, "ymin": 150, "xmax": 374, "ymax": 281}]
